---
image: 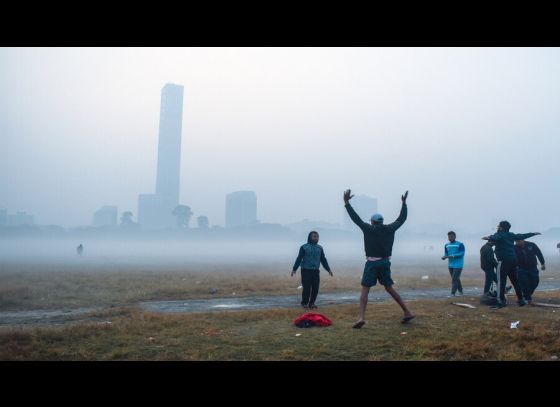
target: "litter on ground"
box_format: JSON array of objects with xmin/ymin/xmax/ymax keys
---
[
  {"xmin": 510, "ymin": 321, "xmax": 520, "ymax": 329},
  {"xmin": 451, "ymin": 302, "xmax": 476, "ymax": 309},
  {"xmin": 532, "ymin": 302, "xmax": 560, "ymax": 308}
]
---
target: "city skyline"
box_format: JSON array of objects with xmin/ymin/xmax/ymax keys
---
[{"xmin": 2, "ymin": 48, "xmax": 560, "ymax": 232}]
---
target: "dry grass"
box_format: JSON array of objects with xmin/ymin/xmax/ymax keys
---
[
  {"xmin": 2, "ymin": 290, "xmax": 560, "ymax": 360},
  {"xmin": 0, "ymin": 259, "xmax": 515, "ymax": 310}
]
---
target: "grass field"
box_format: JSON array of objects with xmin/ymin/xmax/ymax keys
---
[
  {"xmin": 2, "ymin": 291, "xmax": 560, "ymax": 360},
  {"xmin": 1, "ymin": 257, "xmax": 559, "ymax": 360},
  {"xmin": 0, "ymin": 259, "xmax": 511, "ymax": 310}
]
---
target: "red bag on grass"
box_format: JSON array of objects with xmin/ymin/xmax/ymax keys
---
[{"xmin": 293, "ymin": 312, "xmax": 332, "ymax": 328}]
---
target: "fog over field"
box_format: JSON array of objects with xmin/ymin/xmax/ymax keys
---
[
  {"xmin": 2, "ymin": 47, "xmax": 560, "ymax": 233},
  {"xmin": 2, "ymin": 47, "xmax": 560, "ymax": 279}
]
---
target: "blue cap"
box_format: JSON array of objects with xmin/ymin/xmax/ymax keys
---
[{"xmin": 370, "ymin": 213, "xmax": 384, "ymax": 223}]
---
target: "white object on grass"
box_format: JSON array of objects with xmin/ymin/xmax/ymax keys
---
[
  {"xmin": 421, "ymin": 275, "xmax": 429, "ymax": 280},
  {"xmin": 451, "ymin": 302, "xmax": 476, "ymax": 309},
  {"xmin": 510, "ymin": 321, "xmax": 520, "ymax": 329}
]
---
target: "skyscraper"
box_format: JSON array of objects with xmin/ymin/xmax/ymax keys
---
[
  {"xmin": 155, "ymin": 84, "xmax": 184, "ymax": 204},
  {"xmin": 343, "ymin": 195, "xmax": 378, "ymax": 229},
  {"xmin": 225, "ymin": 191, "xmax": 257, "ymax": 228},
  {"xmin": 138, "ymin": 83, "xmax": 184, "ymax": 230}
]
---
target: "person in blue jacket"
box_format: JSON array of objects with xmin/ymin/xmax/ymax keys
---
[
  {"xmin": 442, "ymin": 231, "xmax": 466, "ymax": 297},
  {"xmin": 291, "ymin": 231, "xmax": 333, "ymax": 309}
]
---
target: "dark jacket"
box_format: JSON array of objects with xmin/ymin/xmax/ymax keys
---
[
  {"xmin": 480, "ymin": 243, "xmax": 498, "ymax": 270},
  {"xmin": 292, "ymin": 232, "xmax": 331, "ymax": 272},
  {"xmin": 515, "ymin": 242, "xmax": 545, "ymax": 269},
  {"xmin": 486, "ymin": 231, "xmax": 538, "ymax": 261},
  {"xmin": 345, "ymin": 202, "xmax": 407, "ymax": 258}
]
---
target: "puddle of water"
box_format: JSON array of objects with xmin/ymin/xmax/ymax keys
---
[{"xmin": 211, "ymin": 304, "xmax": 248, "ymax": 309}]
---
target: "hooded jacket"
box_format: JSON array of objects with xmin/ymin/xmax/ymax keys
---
[{"xmin": 292, "ymin": 232, "xmax": 331, "ymax": 272}]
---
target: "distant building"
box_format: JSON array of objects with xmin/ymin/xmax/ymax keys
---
[
  {"xmin": 225, "ymin": 191, "xmax": 257, "ymax": 228},
  {"xmin": 8, "ymin": 211, "xmax": 34, "ymax": 226},
  {"xmin": 0, "ymin": 208, "xmax": 6, "ymax": 226},
  {"xmin": 138, "ymin": 83, "xmax": 185, "ymax": 230},
  {"xmin": 343, "ymin": 195, "xmax": 377, "ymax": 229},
  {"xmin": 93, "ymin": 206, "xmax": 118, "ymax": 227}
]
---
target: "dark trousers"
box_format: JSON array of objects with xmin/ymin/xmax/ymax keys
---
[
  {"xmin": 482, "ymin": 267, "xmax": 498, "ymax": 293},
  {"xmin": 496, "ymin": 260, "xmax": 524, "ymax": 303},
  {"xmin": 301, "ymin": 268, "xmax": 320, "ymax": 306},
  {"xmin": 517, "ymin": 267, "xmax": 539, "ymax": 301},
  {"xmin": 448, "ymin": 268, "xmax": 463, "ymax": 294}
]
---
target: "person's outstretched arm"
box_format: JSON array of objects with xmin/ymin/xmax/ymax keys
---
[
  {"xmin": 483, "ymin": 232, "xmax": 503, "ymax": 242},
  {"xmin": 343, "ymin": 189, "xmax": 367, "ymax": 231},
  {"xmin": 291, "ymin": 246, "xmax": 305, "ymax": 276},
  {"xmin": 387, "ymin": 191, "xmax": 408, "ymax": 231},
  {"xmin": 514, "ymin": 232, "xmax": 541, "ymax": 241},
  {"xmin": 320, "ymin": 248, "xmax": 333, "ymax": 276}
]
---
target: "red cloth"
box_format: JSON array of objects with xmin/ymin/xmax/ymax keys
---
[{"xmin": 293, "ymin": 312, "xmax": 332, "ymax": 327}]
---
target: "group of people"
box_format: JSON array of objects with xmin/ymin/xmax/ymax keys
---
[
  {"xmin": 291, "ymin": 189, "xmax": 546, "ymax": 329},
  {"xmin": 292, "ymin": 189, "xmax": 414, "ymax": 329},
  {"xmin": 441, "ymin": 225, "xmax": 545, "ymax": 309}
]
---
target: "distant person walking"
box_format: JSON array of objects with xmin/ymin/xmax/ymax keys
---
[
  {"xmin": 482, "ymin": 221, "xmax": 541, "ymax": 309},
  {"xmin": 515, "ymin": 239, "xmax": 545, "ymax": 305},
  {"xmin": 76, "ymin": 243, "xmax": 83, "ymax": 256},
  {"xmin": 442, "ymin": 231, "xmax": 465, "ymax": 297},
  {"xmin": 291, "ymin": 231, "xmax": 333, "ymax": 309},
  {"xmin": 480, "ymin": 241, "xmax": 498, "ymax": 295},
  {"xmin": 344, "ymin": 189, "xmax": 414, "ymax": 328}
]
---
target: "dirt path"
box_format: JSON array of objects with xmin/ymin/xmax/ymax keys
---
[{"xmin": 2, "ymin": 283, "xmax": 560, "ymax": 326}]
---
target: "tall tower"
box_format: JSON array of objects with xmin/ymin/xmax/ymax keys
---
[
  {"xmin": 155, "ymin": 83, "xmax": 184, "ymax": 205},
  {"xmin": 138, "ymin": 83, "xmax": 184, "ymax": 230}
]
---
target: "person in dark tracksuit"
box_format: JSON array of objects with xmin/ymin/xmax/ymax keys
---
[
  {"xmin": 482, "ymin": 221, "xmax": 541, "ymax": 309},
  {"xmin": 514, "ymin": 239, "xmax": 545, "ymax": 305},
  {"xmin": 480, "ymin": 241, "xmax": 498, "ymax": 295},
  {"xmin": 344, "ymin": 189, "xmax": 415, "ymax": 328},
  {"xmin": 291, "ymin": 231, "xmax": 333, "ymax": 309}
]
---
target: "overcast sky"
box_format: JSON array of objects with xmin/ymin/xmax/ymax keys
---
[{"xmin": 1, "ymin": 47, "xmax": 559, "ymax": 232}]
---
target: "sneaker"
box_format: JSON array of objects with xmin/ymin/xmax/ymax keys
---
[
  {"xmin": 491, "ymin": 302, "xmax": 507, "ymax": 309},
  {"xmin": 301, "ymin": 304, "xmax": 308, "ymax": 309},
  {"xmin": 309, "ymin": 304, "xmax": 318, "ymax": 309},
  {"xmin": 518, "ymin": 299, "xmax": 527, "ymax": 307},
  {"xmin": 457, "ymin": 292, "xmax": 464, "ymax": 297},
  {"xmin": 448, "ymin": 293, "xmax": 456, "ymax": 298}
]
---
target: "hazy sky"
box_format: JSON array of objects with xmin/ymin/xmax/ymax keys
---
[{"xmin": 1, "ymin": 47, "xmax": 559, "ymax": 232}]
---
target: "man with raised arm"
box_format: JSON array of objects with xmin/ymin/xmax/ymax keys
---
[{"xmin": 344, "ymin": 189, "xmax": 415, "ymax": 328}]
